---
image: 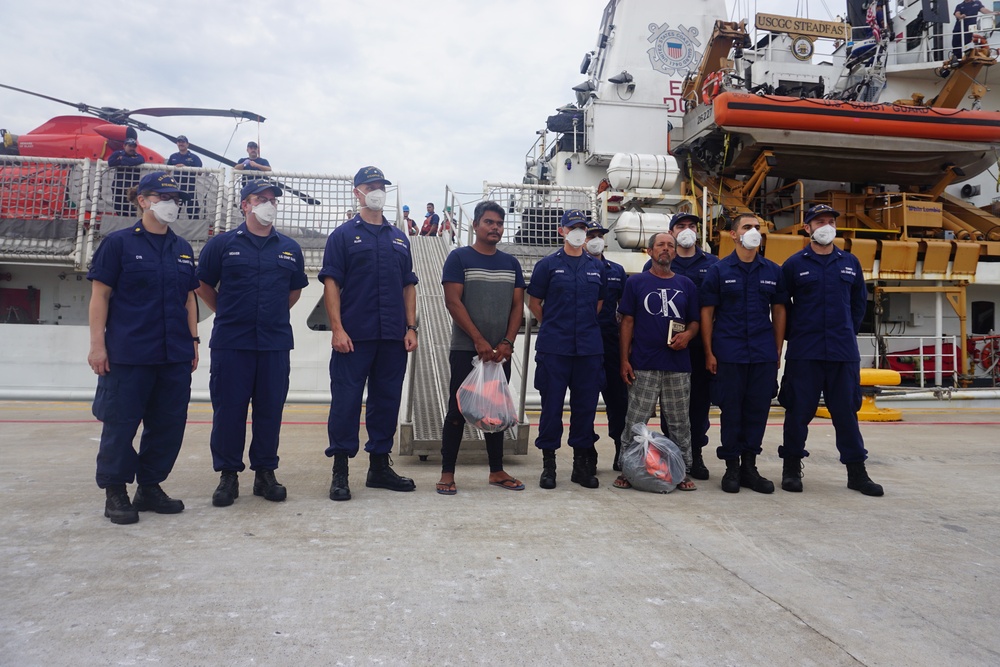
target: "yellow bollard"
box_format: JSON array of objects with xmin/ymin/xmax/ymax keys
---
[{"xmin": 816, "ymin": 368, "xmax": 903, "ymax": 422}]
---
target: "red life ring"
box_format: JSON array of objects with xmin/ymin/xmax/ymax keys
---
[{"xmin": 702, "ymin": 72, "xmax": 724, "ymax": 105}]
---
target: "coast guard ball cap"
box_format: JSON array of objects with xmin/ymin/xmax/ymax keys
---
[
  {"xmin": 124, "ymin": 138, "xmax": 137, "ymax": 146},
  {"xmin": 176, "ymin": 135, "xmax": 189, "ymax": 142},
  {"xmin": 560, "ymin": 209, "xmax": 589, "ymax": 227},
  {"xmin": 586, "ymin": 219, "xmax": 608, "ymax": 234},
  {"xmin": 137, "ymin": 172, "xmax": 192, "ymax": 201},
  {"xmin": 668, "ymin": 212, "xmax": 700, "ymax": 230},
  {"xmin": 804, "ymin": 204, "xmax": 840, "ymax": 224},
  {"xmin": 354, "ymin": 166, "xmax": 392, "ymax": 187},
  {"xmin": 240, "ymin": 180, "xmax": 283, "ymax": 201},
  {"xmin": 247, "ymin": 141, "xmax": 258, "ymax": 148}
]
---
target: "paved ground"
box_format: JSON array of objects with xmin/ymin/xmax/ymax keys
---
[{"xmin": 1, "ymin": 401, "xmax": 998, "ymax": 666}]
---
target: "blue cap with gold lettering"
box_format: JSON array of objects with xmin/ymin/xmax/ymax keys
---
[
  {"xmin": 354, "ymin": 166, "xmax": 392, "ymax": 187},
  {"xmin": 137, "ymin": 172, "xmax": 191, "ymax": 201}
]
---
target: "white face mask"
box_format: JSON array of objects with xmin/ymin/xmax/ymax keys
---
[
  {"xmin": 811, "ymin": 224, "xmax": 837, "ymax": 246},
  {"xmin": 360, "ymin": 188, "xmax": 386, "ymax": 212},
  {"xmin": 585, "ymin": 236, "xmax": 605, "ymax": 255},
  {"xmin": 675, "ymin": 228, "xmax": 698, "ymax": 248},
  {"xmin": 149, "ymin": 199, "xmax": 179, "ymax": 225},
  {"xmin": 252, "ymin": 200, "xmax": 278, "ymax": 226},
  {"xmin": 740, "ymin": 228, "xmax": 762, "ymax": 250},
  {"xmin": 565, "ymin": 227, "xmax": 587, "ymax": 248}
]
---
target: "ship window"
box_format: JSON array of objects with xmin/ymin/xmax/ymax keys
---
[{"xmin": 971, "ymin": 301, "xmax": 995, "ymax": 335}]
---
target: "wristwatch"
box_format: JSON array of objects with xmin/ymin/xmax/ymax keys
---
[{"xmin": 406, "ymin": 325, "xmax": 419, "ymax": 333}]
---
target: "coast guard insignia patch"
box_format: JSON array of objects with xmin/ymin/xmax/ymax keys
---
[{"xmin": 647, "ymin": 23, "xmax": 701, "ymax": 76}]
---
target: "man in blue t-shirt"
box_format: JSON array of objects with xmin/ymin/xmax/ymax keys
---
[
  {"xmin": 196, "ymin": 180, "xmax": 309, "ymax": 507},
  {"xmin": 618, "ymin": 231, "xmax": 700, "ymax": 491},
  {"xmin": 167, "ymin": 135, "xmax": 203, "ymax": 219},
  {"xmin": 527, "ymin": 209, "xmax": 607, "ymax": 489},
  {"xmin": 234, "ymin": 141, "xmax": 272, "ymax": 172},
  {"xmin": 436, "ymin": 201, "xmax": 526, "ymax": 495},
  {"xmin": 700, "ymin": 213, "xmax": 787, "ymax": 495}
]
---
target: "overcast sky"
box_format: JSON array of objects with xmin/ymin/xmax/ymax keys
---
[{"xmin": 4, "ymin": 0, "xmax": 820, "ymax": 214}]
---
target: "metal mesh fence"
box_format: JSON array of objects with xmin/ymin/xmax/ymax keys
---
[{"xmin": 1, "ymin": 158, "xmax": 382, "ymax": 271}]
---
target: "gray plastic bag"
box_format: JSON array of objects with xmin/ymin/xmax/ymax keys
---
[{"xmin": 621, "ymin": 424, "xmax": 686, "ymax": 493}]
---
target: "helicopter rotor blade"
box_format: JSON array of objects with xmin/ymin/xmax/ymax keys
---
[
  {"xmin": 0, "ymin": 83, "xmax": 96, "ymax": 115},
  {"xmin": 129, "ymin": 107, "xmax": 266, "ymax": 122}
]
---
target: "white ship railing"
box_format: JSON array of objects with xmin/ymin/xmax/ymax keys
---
[{"xmin": 1, "ymin": 157, "xmax": 387, "ymax": 273}]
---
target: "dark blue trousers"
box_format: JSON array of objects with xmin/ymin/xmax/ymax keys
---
[
  {"xmin": 326, "ymin": 340, "xmax": 407, "ymax": 458},
  {"xmin": 209, "ymin": 349, "xmax": 290, "ymax": 472},
  {"xmin": 601, "ymin": 339, "xmax": 628, "ymax": 446},
  {"xmin": 778, "ymin": 358, "xmax": 868, "ymax": 463},
  {"xmin": 713, "ymin": 361, "xmax": 777, "ymax": 459},
  {"xmin": 93, "ymin": 362, "xmax": 191, "ymax": 488},
  {"xmin": 534, "ymin": 352, "xmax": 604, "ymax": 451}
]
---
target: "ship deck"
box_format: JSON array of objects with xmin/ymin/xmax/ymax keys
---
[{"xmin": 2, "ymin": 400, "xmax": 999, "ymax": 666}]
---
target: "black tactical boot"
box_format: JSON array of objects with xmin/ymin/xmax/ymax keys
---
[
  {"xmin": 539, "ymin": 449, "xmax": 557, "ymax": 489},
  {"xmin": 612, "ymin": 439, "xmax": 622, "ymax": 472},
  {"xmin": 721, "ymin": 458, "xmax": 741, "ymax": 494},
  {"xmin": 846, "ymin": 461, "xmax": 884, "ymax": 497},
  {"xmin": 740, "ymin": 453, "xmax": 775, "ymax": 494},
  {"xmin": 212, "ymin": 471, "xmax": 239, "ymax": 507},
  {"xmin": 329, "ymin": 454, "xmax": 351, "ymax": 501},
  {"xmin": 571, "ymin": 447, "xmax": 599, "ymax": 488},
  {"xmin": 253, "ymin": 469, "xmax": 287, "ymax": 502},
  {"xmin": 366, "ymin": 453, "xmax": 416, "ymax": 492},
  {"xmin": 132, "ymin": 484, "xmax": 184, "ymax": 514},
  {"xmin": 689, "ymin": 447, "xmax": 710, "ymax": 480},
  {"xmin": 104, "ymin": 485, "xmax": 139, "ymax": 524},
  {"xmin": 781, "ymin": 456, "xmax": 804, "ymax": 493}
]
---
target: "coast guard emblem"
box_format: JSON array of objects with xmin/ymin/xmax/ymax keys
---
[{"xmin": 647, "ymin": 23, "xmax": 701, "ymax": 76}]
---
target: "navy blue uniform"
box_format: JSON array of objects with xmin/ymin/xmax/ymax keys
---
[
  {"xmin": 701, "ymin": 251, "xmax": 787, "ymax": 459},
  {"xmin": 778, "ymin": 246, "xmax": 869, "ymax": 463},
  {"xmin": 528, "ymin": 249, "xmax": 607, "ymax": 450},
  {"xmin": 197, "ymin": 223, "xmax": 309, "ymax": 473},
  {"xmin": 319, "ymin": 215, "xmax": 419, "ymax": 457},
  {"xmin": 597, "ymin": 257, "xmax": 628, "ymax": 448},
  {"xmin": 107, "ymin": 150, "xmax": 145, "ymax": 215},
  {"xmin": 645, "ymin": 248, "xmax": 719, "ymax": 456},
  {"xmin": 88, "ymin": 223, "xmax": 199, "ymax": 488},
  {"xmin": 953, "ymin": 0, "xmax": 986, "ymax": 58},
  {"xmin": 167, "ymin": 151, "xmax": 203, "ymax": 218}
]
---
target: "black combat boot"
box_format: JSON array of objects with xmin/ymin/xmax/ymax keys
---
[
  {"xmin": 689, "ymin": 447, "xmax": 710, "ymax": 480},
  {"xmin": 846, "ymin": 461, "xmax": 884, "ymax": 497},
  {"xmin": 104, "ymin": 485, "xmax": 139, "ymax": 524},
  {"xmin": 132, "ymin": 484, "xmax": 184, "ymax": 514},
  {"xmin": 781, "ymin": 456, "xmax": 803, "ymax": 493},
  {"xmin": 253, "ymin": 469, "xmax": 287, "ymax": 502},
  {"xmin": 212, "ymin": 471, "xmax": 239, "ymax": 507},
  {"xmin": 366, "ymin": 453, "xmax": 416, "ymax": 492},
  {"xmin": 612, "ymin": 439, "xmax": 622, "ymax": 472},
  {"xmin": 539, "ymin": 449, "xmax": 557, "ymax": 489},
  {"xmin": 740, "ymin": 453, "xmax": 774, "ymax": 494},
  {"xmin": 329, "ymin": 454, "xmax": 351, "ymax": 501},
  {"xmin": 721, "ymin": 458, "xmax": 741, "ymax": 494},
  {"xmin": 571, "ymin": 448, "xmax": 599, "ymax": 488}
]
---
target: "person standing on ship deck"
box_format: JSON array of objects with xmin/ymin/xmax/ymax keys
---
[
  {"xmin": 777, "ymin": 204, "xmax": 883, "ymax": 496},
  {"xmin": 87, "ymin": 172, "xmax": 199, "ymax": 525},
  {"xmin": 196, "ymin": 180, "xmax": 308, "ymax": 508},
  {"xmin": 321, "ymin": 166, "xmax": 419, "ymax": 501},
  {"xmin": 436, "ymin": 200, "xmax": 526, "ymax": 495}
]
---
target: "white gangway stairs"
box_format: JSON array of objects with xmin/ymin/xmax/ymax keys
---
[{"xmin": 398, "ymin": 233, "xmax": 531, "ymax": 460}]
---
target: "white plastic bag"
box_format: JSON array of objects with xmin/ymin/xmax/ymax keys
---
[
  {"xmin": 456, "ymin": 359, "xmax": 518, "ymax": 433},
  {"xmin": 621, "ymin": 423, "xmax": 686, "ymax": 493}
]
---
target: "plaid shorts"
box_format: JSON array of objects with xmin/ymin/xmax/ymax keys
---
[{"xmin": 623, "ymin": 370, "xmax": 692, "ymax": 466}]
